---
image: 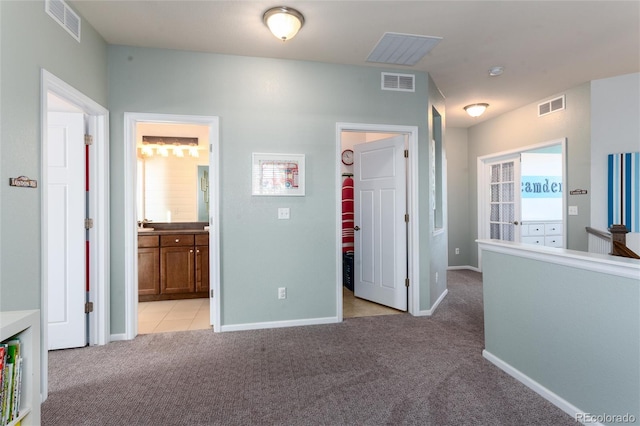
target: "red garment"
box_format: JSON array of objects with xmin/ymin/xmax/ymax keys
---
[{"xmin": 342, "ymin": 176, "xmax": 354, "ymax": 253}]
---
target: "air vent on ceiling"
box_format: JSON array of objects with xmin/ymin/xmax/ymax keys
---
[
  {"xmin": 382, "ymin": 73, "xmax": 415, "ymax": 92},
  {"xmin": 368, "ymin": 33, "xmax": 442, "ymax": 66},
  {"xmin": 538, "ymin": 95, "xmax": 565, "ymax": 117},
  {"xmin": 46, "ymin": 0, "xmax": 81, "ymax": 42}
]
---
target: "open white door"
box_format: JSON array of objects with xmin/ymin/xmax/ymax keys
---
[
  {"xmin": 47, "ymin": 112, "xmax": 86, "ymax": 349},
  {"xmin": 353, "ymin": 135, "xmax": 407, "ymax": 311},
  {"xmin": 484, "ymin": 155, "xmax": 522, "ymax": 242}
]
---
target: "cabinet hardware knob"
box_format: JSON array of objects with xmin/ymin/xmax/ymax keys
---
[
  {"xmin": 513, "ymin": 221, "xmax": 519, "ymax": 225},
  {"xmin": 190, "ymin": 250, "xmax": 193, "ymax": 253},
  {"xmin": 175, "ymin": 239, "xmax": 179, "ymax": 243},
  {"xmin": 354, "ymin": 226, "xmax": 360, "ymax": 231}
]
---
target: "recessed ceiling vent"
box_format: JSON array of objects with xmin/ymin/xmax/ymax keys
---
[
  {"xmin": 382, "ymin": 73, "xmax": 415, "ymax": 92},
  {"xmin": 368, "ymin": 32, "xmax": 442, "ymax": 66},
  {"xmin": 538, "ymin": 95, "xmax": 565, "ymax": 117},
  {"xmin": 46, "ymin": 0, "xmax": 81, "ymax": 42}
]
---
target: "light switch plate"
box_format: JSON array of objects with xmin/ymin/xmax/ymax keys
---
[
  {"xmin": 568, "ymin": 206, "xmax": 578, "ymax": 215},
  {"xmin": 278, "ymin": 207, "xmax": 290, "ymax": 220}
]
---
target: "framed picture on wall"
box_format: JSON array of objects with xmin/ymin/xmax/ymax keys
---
[{"xmin": 252, "ymin": 153, "xmax": 306, "ymax": 196}]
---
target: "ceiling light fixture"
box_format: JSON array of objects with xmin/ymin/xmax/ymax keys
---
[
  {"xmin": 464, "ymin": 103, "xmax": 489, "ymax": 117},
  {"xmin": 489, "ymin": 66, "xmax": 504, "ymax": 77},
  {"xmin": 263, "ymin": 6, "xmax": 305, "ymax": 41}
]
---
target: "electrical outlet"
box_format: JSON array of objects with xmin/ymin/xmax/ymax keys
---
[
  {"xmin": 455, "ymin": 248, "xmax": 460, "ymax": 255},
  {"xmin": 278, "ymin": 208, "xmax": 290, "ymax": 220},
  {"xmin": 568, "ymin": 205, "xmax": 578, "ymax": 216},
  {"xmin": 278, "ymin": 287, "xmax": 287, "ymax": 299}
]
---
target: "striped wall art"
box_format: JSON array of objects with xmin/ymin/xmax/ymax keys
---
[{"xmin": 608, "ymin": 152, "xmax": 639, "ymax": 232}]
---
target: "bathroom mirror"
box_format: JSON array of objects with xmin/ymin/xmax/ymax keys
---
[{"xmin": 136, "ymin": 122, "xmax": 209, "ymax": 223}]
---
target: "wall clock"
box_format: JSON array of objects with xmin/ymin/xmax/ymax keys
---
[{"xmin": 341, "ymin": 149, "xmax": 354, "ymax": 165}]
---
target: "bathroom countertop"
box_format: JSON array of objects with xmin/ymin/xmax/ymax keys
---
[{"xmin": 137, "ymin": 228, "xmax": 209, "ymax": 235}]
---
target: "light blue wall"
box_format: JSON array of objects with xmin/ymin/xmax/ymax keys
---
[
  {"xmin": 108, "ymin": 46, "xmax": 441, "ymax": 331},
  {"xmin": 446, "ymin": 128, "xmax": 471, "ymax": 267},
  {"xmin": 482, "ymin": 248, "xmax": 639, "ymax": 422},
  {"xmin": 449, "ymin": 74, "xmax": 640, "ymax": 269},
  {"xmin": 466, "ymin": 83, "xmax": 592, "ymax": 268},
  {"xmin": 591, "ymin": 73, "xmax": 640, "ymax": 244},
  {"xmin": 0, "ymin": 1, "xmax": 108, "ymax": 310},
  {"xmin": 425, "ymin": 74, "xmax": 448, "ymax": 308}
]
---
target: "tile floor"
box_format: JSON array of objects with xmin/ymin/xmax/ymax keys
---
[
  {"xmin": 342, "ymin": 287, "xmax": 403, "ymax": 318},
  {"xmin": 138, "ymin": 288, "xmax": 403, "ymax": 334},
  {"xmin": 138, "ymin": 298, "xmax": 211, "ymax": 334}
]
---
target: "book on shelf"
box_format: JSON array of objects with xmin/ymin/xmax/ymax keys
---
[
  {"xmin": 0, "ymin": 339, "xmax": 21, "ymax": 425},
  {"xmin": 0, "ymin": 344, "xmax": 6, "ymax": 422},
  {"xmin": 12, "ymin": 357, "xmax": 23, "ymax": 423}
]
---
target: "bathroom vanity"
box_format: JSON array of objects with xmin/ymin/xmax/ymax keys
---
[{"xmin": 138, "ymin": 222, "xmax": 209, "ymax": 301}]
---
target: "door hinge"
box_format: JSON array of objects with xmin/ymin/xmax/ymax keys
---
[
  {"xmin": 405, "ymin": 213, "xmax": 409, "ymax": 223},
  {"xmin": 85, "ymin": 218, "xmax": 94, "ymax": 229},
  {"xmin": 404, "ymin": 149, "xmax": 409, "ymax": 158},
  {"xmin": 210, "ymin": 289, "xmax": 214, "ymax": 298},
  {"xmin": 85, "ymin": 301, "xmax": 94, "ymax": 313},
  {"xmin": 405, "ymin": 278, "xmax": 410, "ymax": 287},
  {"xmin": 84, "ymin": 134, "xmax": 93, "ymax": 146}
]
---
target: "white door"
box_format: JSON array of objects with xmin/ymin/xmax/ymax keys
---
[
  {"xmin": 353, "ymin": 135, "xmax": 407, "ymax": 311},
  {"xmin": 484, "ymin": 156, "xmax": 521, "ymax": 242},
  {"xmin": 47, "ymin": 112, "xmax": 86, "ymax": 350}
]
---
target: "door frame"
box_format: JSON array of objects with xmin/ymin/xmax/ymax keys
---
[
  {"xmin": 40, "ymin": 69, "xmax": 110, "ymax": 399},
  {"xmin": 335, "ymin": 123, "xmax": 420, "ymax": 318},
  {"xmin": 123, "ymin": 113, "xmax": 221, "ymax": 338},
  {"xmin": 477, "ymin": 138, "xmax": 567, "ymax": 269}
]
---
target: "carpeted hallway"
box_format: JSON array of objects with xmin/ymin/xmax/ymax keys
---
[{"xmin": 42, "ymin": 270, "xmax": 575, "ymax": 425}]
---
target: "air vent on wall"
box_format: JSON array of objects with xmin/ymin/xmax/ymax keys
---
[
  {"xmin": 46, "ymin": 0, "xmax": 81, "ymax": 42},
  {"xmin": 538, "ymin": 95, "xmax": 565, "ymax": 117},
  {"xmin": 381, "ymin": 73, "xmax": 415, "ymax": 92}
]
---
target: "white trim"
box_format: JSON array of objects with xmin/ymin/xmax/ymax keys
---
[
  {"xmin": 123, "ymin": 113, "xmax": 221, "ymax": 338},
  {"xmin": 476, "ymin": 138, "xmax": 567, "ymax": 163},
  {"xmin": 221, "ymin": 316, "xmax": 340, "ymax": 332},
  {"xmin": 476, "ymin": 138, "xmax": 567, "ymax": 271},
  {"xmin": 477, "ymin": 239, "xmax": 640, "ymax": 279},
  {"xmin": 482, "ymin": 350, "xmax": 597, "ymax": 425},
  {"xmin": 415, "ymin": 289, "xmax": 448, "ymax": 316},
  {"xmin": 447, "ymin": 265, "xmax": 481, "ymax": 272},
  {"xmin": 40, "ymin": 69, "xmax": 110, "ymax": 401},
  {"xmin": 336, "ymin": 123, "xmax": 420, "ymax": 316},
  {"xmin": 432, "ymin": 228, "xmax": 446, "ymax": 237},
  {"xmin": 109, "ymin": 333, "xmax": 128, "ymax": 342}
]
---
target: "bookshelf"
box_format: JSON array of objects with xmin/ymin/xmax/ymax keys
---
[{"xmin": 0, "ymin": 310, "xmax": 41, "ymax": 426}]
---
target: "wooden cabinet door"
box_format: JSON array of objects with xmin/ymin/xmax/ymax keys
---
[
  {"xmin": 161, "ymin": 246, "xmax": 195, "ymax": 294},
  {"xmin": 195, "ymin": 245, "xmax": 209, "ymax": 293},
  {"xmin": 138, "ymin": 247, "xmax": 160, "ymax": 296}
]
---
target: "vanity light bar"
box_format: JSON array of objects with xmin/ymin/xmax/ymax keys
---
[
  {"xmin": 142, "ymin": 136, "xmax": 198, "ymax": 145},
  {"xmin": 140, "ymin": 136, "xmax": 200, "ymax": 158}
]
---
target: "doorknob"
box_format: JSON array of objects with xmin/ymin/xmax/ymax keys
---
[
  {"xmin": 354, "ymin": 226, "xmax": 360, "ymax": 231},
  {"xmin": 513, "ymin": 221, "xmax": 519, "ymax": 225}
]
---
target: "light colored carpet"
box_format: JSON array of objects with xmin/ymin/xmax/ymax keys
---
[{"xmin": 42, "ymin": 270, "xmax": 575, "ymax": 425}]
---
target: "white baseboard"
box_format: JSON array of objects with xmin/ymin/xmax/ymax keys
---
[
  {"xmin": 415, "ymin": 288, "xmax": 448, "ymax": 316},
  {"xmin": 482, "ymin": 350, "xmax": 599, "ymax": 425},
  {"xmin": 448, "ymin": 265, "xmax": 481, "ymax": 272},
  {"xmin": 220, "ymin": 316, "xmax": 340, "ymax": 332},
  {"xmin": 109, "ymin": 333, "xmax": 128, "ymax": 342}
]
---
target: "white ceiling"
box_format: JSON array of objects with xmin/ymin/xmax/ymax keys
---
[{"xmin": 70, "ymin": 1, "xmax": 640, "ymax": 128}]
